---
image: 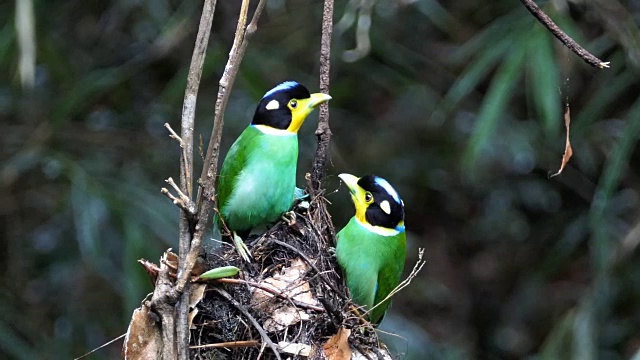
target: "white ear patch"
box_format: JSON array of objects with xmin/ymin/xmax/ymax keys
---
[
  {"xmin": 380, "ymin": 200, "xmax": 391, "ymax": 215},
  {"xmin": 265, "ymin": 100, "xmax": 280, "ymax": 110}
]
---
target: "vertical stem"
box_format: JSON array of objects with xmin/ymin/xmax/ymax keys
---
[
  {"xmin": 310, "ymin": 0, "xmax": 335, "ymax": 194},
  {"xmin": 199, "ymin": 0, "xmax": 250, "ymax": 203},
  {"xmin": 178, "ymin": 0, "xmax": 267, "ymax": 295},
  {"xmin": 176, "ymin": 1, "xmax": 217, "ymax": 358}
]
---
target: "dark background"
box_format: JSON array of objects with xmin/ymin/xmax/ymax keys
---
[{"xmin": 2, "ymin": 0, "xmax": 640, "ymax": 359}]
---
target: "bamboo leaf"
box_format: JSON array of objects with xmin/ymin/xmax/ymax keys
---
[
  {"xmin": 528, "ymin": 26, "xmax": 560, "ymax": 135},
  {"xmin": 463, "ymin": 46, "xmax": 527, "ymax": 169}
]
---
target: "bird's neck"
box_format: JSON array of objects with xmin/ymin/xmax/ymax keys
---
[
  {"xmin": 354, "ymin": 217, "xmax": 404, "ymax": 237},
  {"xmin": 251, "ymin": 124, "xmax": 296, "ymax": 136}
]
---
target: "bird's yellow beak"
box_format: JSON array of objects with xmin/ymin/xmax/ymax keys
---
[
  {"xmin": 339, "ymin": 173, "xmax": 367, "ymax": 223},
  {"xmin": 287, "ymin": 93, "xmax": 332, "ymax": 133},
  {"xmin": 338, "ymin": 173, "xmax": 359, "ymax": 195},
  {"xmin": 307, "ymin": 93, "xmax": 332, "ymax": 109}
]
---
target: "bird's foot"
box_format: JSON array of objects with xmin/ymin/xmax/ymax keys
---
[
  {"xmin": 282, "ymin": 211, "xmax": 297, "ymax": 226},
  {"xmin": 294, "ymin": 187, "xmax": 309, "ymax": 201},
  {"xmin": 233, "ymin": 232, "xmax": 252, "ymax": 262},
  {"xmin": 327, "ymin": 246, "xmax": 336, "ymax": 257}
]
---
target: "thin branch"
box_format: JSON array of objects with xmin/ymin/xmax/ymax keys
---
[
  {"xmin": 176, "ymin": 0, "xmax": 268, "ymax": 296},
  {"xmin": 364, "ymin": 248, "xmax": 426, "ymax": 317},
  {"xmin": 164, "ymin": 123, "xmax": 190, "ymax": 187},
  {"xmin": 153, "ymin": 1, "xmax": 217, "ymax": 359},
  {"xmin": 73, "ymin": 334, "xmax": 125, "ymax": 360},
  {"xmin": 198, "ymin": 0, "xmax": 251, "ymax": 208},
  {"xmin": 164, "ymin": 122, "xmax": 185, "ymax": 147},
  {"xmin": 212, "ymin": 287, "xmax": 282, "ymax": 360},
  {"xmin": 161, "ymin": 177, "xmax": 197, "ymax": 215},
  {"xmin": 190, "ymin": 340, "xmax": 260, "ymax": 349},
  {"xmin": 178, "ymin": 0, "xmax": 251, "ymax": 293},
  {"xmin": 519, "ymin": 0, "xmax": 610, "ymax": 68},
  {"xmin": 213, "ymin": 277, "xmax": 325, "ymax": 311},
  {"xmin": 310, "ymin": 0, "xmax": 335, "ymax": 193}
]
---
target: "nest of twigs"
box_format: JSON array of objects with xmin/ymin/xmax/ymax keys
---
[{"xmin": 189, "ymin": 194, "xmax": 387, "ymax": 360}]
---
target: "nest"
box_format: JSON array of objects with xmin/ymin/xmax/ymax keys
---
[{"xmin": 189, "ymin": 195, "xmax": 387, "ymax": 360}]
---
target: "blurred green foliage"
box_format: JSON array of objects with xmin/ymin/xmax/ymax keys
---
[{"xmin": 2, "ymin": 0, "xmax": 640, "ymax": 359}]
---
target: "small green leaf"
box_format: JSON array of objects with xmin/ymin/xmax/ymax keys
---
[
  {"xmin": 463, "ymin": 45, "xmax": 527, "ymax": 169},
  {"xmin": 528, "ymin": 26, "xmax": 560, "ymax": 136},
  {"xmin": 199, "ymin": 266, "xmax": 241, "ymax": 280},
  {"xmin": 443, "ymin": 38, "xmax": 510, "ymax": 112}
]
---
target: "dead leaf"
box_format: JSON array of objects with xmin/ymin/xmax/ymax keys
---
[
  {"xmin": 252, "ymin": 259, "xmax": 318, "ymax": 306},
  {"xmin": 188, "ymin": 284, "xmax": 206, "ymax": 331},
  {"xmin": 164, "ymin": 251, "xmax": 179, "ymax": 271},
  {"xmin": 138, "ymin": 259, "xmax": 160, "ymax": 284},
  {"xmin": 549, "ymin": 104, "xmax": 573, "ymax": 178},
  {"xmin": 278, "ymin": 341, "xmax": 312, "ymax": 357},
  {"xmin": 122, "ymin": 302, "xmax": 161, "ymax": 360},
  {"xmin": 189, "ymin": 284, "xmax": 206, "ymax": 309},
  {"xmin": 139, "ymin": 251, "xmax": 206, "ymax": 285},
  {"xmin": 322, "ymin": 327, "xmax": 351, "ymax": 360},
  {"xmin": 251, "ymin": 258, "xmax": 319, "ymax": 331}
]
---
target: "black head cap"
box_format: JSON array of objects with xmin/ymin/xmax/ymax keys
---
[
  {"xmin": 251, "ymin": 81, "xmax": 311, "ymax": 130},
  {"xmin": 358, "ymin": 175, "xmax": 405, "ymax": 230}
]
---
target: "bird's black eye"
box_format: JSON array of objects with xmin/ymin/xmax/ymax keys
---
[
  {"xmin": 289, "ymin": 99, "xmax": 298, "ymax": 109},
  {"xmin": 364, "ymin": 192, "xmax": 373, "ymax": 203}
]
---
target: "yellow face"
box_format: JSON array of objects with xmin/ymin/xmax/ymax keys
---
[
  {"xmin": 339, "ymin": 173, "xmax": 371, "ymax": 224},
  {"xmin": 287, "ymin": 93, "xmax": 332, "ymax": 133}
]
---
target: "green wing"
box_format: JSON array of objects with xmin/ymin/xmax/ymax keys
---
[
  {"xmin": 217, "ymin": 126, "xmax": 258, "ymax": 212},
  {"xmin": 370, "ymin": 231, "xmax": 406, "ymax": 323}
]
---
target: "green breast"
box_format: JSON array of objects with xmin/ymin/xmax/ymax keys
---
[
  {"xmin": 217, "ymin": 126, "xmax": 298, "ymax": 233},
  {"xmin": 336, "ymin": 218, "xmax": 406, "ymax": 323}
]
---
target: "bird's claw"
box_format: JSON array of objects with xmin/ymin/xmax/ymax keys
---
[
  {"xmin": 233, "ymin": 233, "xmax": 252, "ymax": 262},
  {"xmin": 327, "ymin": 246, "xmax": 336, "ymax": 257},
  {"xmin": 282, "ymin": 211, "xmax": 296, "ymax": 226}
]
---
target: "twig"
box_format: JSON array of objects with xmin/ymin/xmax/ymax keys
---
[
  {"xmin": 172, "ymin": 1, "xmax": 218, "ymax": 359},
  {"xmin": 161, "ymin": 177, "xmax": 197, "ymax": 215},
  {"xmin": 164, "ymin": 122, "xmax": 185, "ymax": 147},
  {"xmin": 176, "ymin": 0, "xmax": 252, "ymax": 293},
  {"xmin": 190, "ymin": 340, "xmax": 260, "ymax": 349},
  {"xmin": 198, "ymin": 0, "xmax": 251, "ymax": 208},
  {"xmin": 318, "ymin": 295, "xmax": 342, "ymax": 329},
  {"xmin": 310, "ymin": 0, "xmax": 335, "ymax": 193},
  {"xmin": 176, "ymin": 0, "xmax": 268, "ymax": 296},
  {"xmin": 364, "ymin": 248, "xmax": 426, "ymax": 317},
  {"xmin": 73, "ymin": 334, "xmax": 125, "ymax": 360},
  {"xmin": 213, "ymin": 277, "xmax": 325, "ymax": 311},
  {"xmin": 164, "ymin": 123, "xmax": 190, "ymax": 188},
  {"xmin": 212, "ymin": 287, "xmax": 282, "ymax": 360},
  {"xmin": 519, "ymin": 0, "xmax": 610, "ymax": 68}
]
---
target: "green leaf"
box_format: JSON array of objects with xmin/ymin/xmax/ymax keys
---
[
  {"xmin": 589, "ymin": 95, "xmax": 640, "ymax": 272},
  {"xmin": 528, "ymin": 26, "xmax": 560, "ymax": 136},
  {"xmin": 463, "ymin": 45, "xmax": 527, "ymax": 169},
  {"xmin": 443, "ymin": 38, "xmax": 511, "ymax": 112},
  {"xmin": 538, "ymin": 309, "xmax": 575, "ymax": 360},
  {"xmin": 199, "ymin": 266, "xmax": 241, "ymax": 280}
]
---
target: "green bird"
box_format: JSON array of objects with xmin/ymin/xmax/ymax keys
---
[
  {"xmin": 336, "ymin": 173, "xmax": 406, "ymax": 324},
  {"xmin": 216, "ymin": 81, "xmax": 331, "ymax": 261}
]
